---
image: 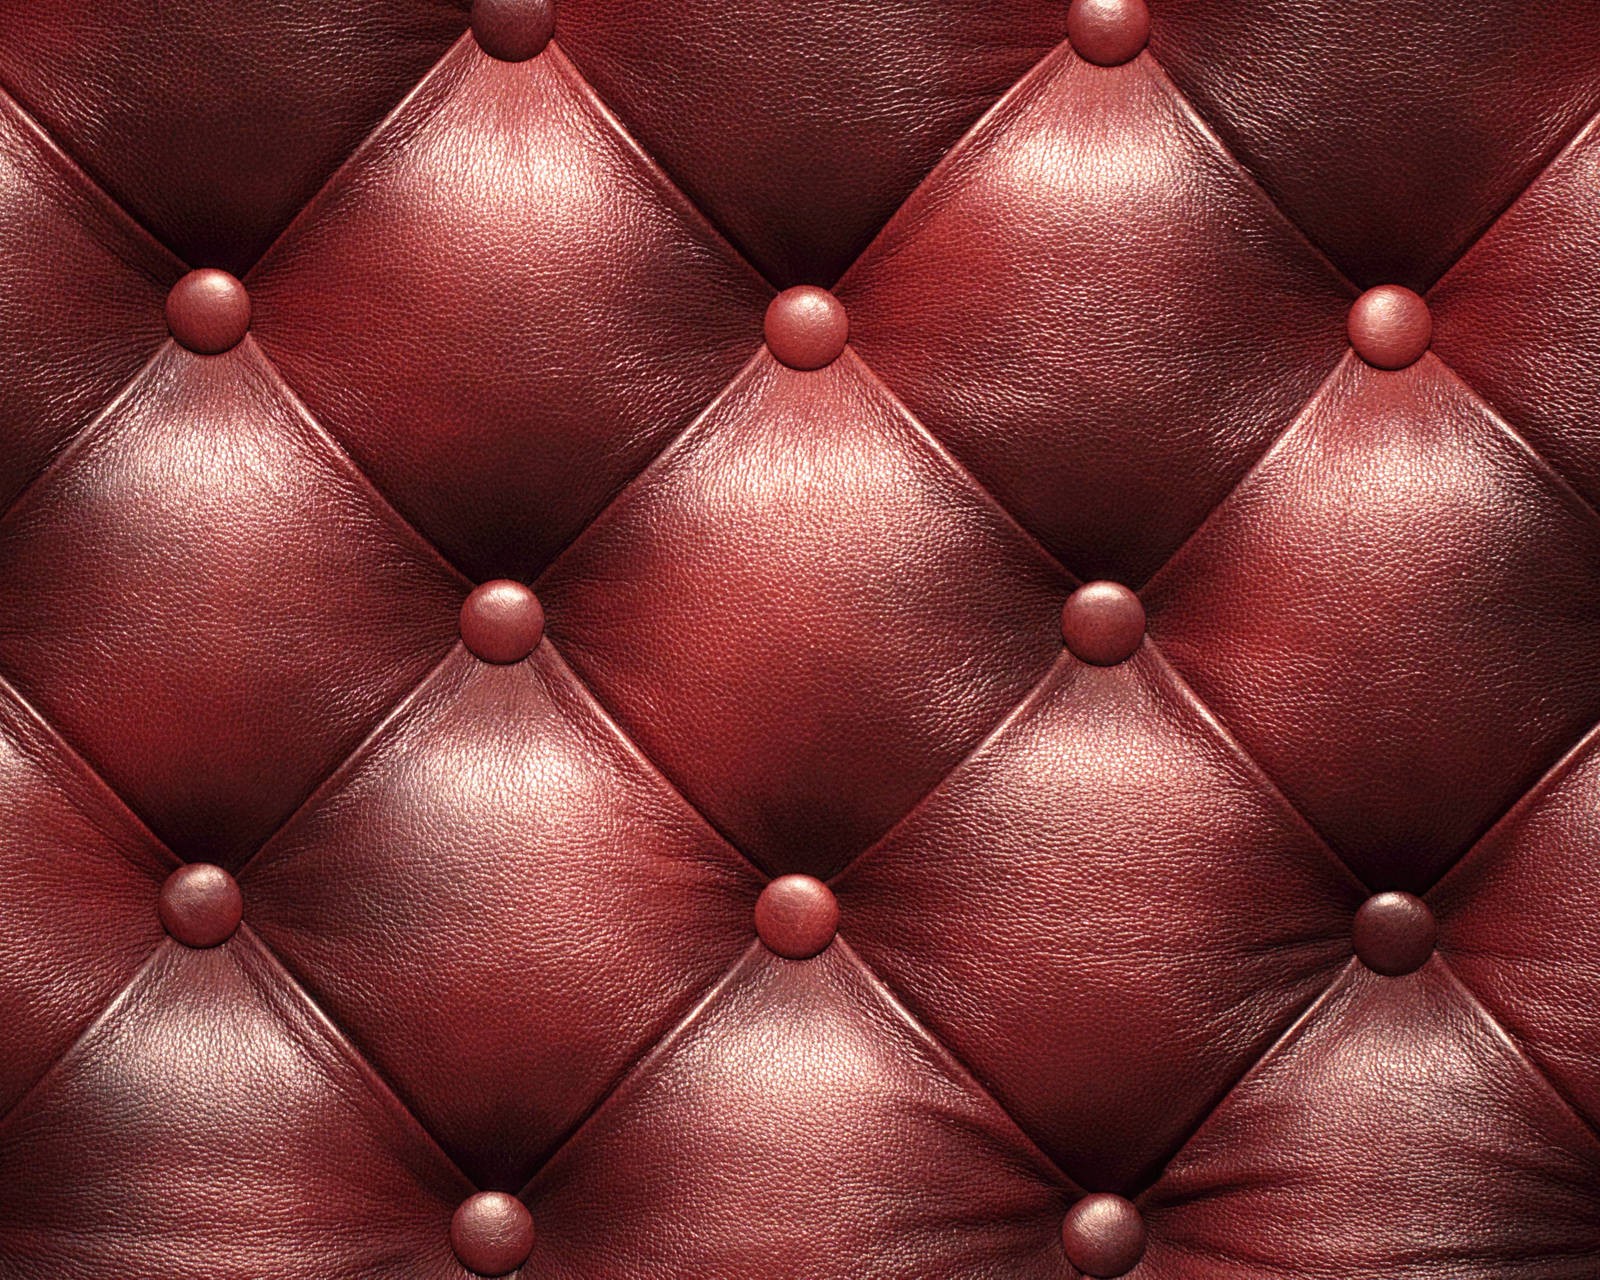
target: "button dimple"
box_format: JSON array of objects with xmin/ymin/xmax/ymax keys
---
[
  {"xmin": 764, "ymin": 286, "xmax": 849, "ymax": 370},
  {"xmin": 471, "ymin": 0, "xmax": 555, "ymax": 62},
  {"xmin": 165, "ymin": 269, "xmax": 250, "ymax": 355},
  {"xmin": 1353, "ymin": 891, "xmax": 1437, "ymax": 976},
  {"xmin": 158, "ymin": 864, "xmax": 243, "ymax": 948},
  {"xmin": 1067, "ymin": 0, "xmax": 1151, "ymax": 67},
  {"xmin": 755, "ymin": 875, "xmax": 840, "ymax": 959},
  {"xmin": 451, "ymin": 1192, "xmax": 535, "ymax": 1277},
  {"xmin": 1061, "ymin": 582, "xmax": 1145, "ymax": 666},
  {"xmin": 460, "ymin": 581, "xmax": 545, "ymax": 664},
  {"xmin": 1348, "ymin": 285, "xmax": 1432, "ymax": 370},
  {"xmin": 1062, "ymin": 1193, "xmax": 1146, "ymax": 1278}
]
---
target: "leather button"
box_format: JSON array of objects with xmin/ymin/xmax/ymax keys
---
[
  {"xmin": 755, "ymin": 875, "xmax": 840, "ymax": 959},
  {"xmin": 460, "ymin": 581, "xmax": 545, "ymax": 664},
  {"xmin": 158, "ymin": 864, "xmax": 243, "ymax": 948},
  {"xmin": 1061, "ymin": 582, "xmax": 1145, "ymax": 665},
  {"xmin": 1062, "ymin": 1193, "xmax": 1146, "ymax": 1278},
  {"xmin": 1353, "ymin": 891, "xmax": 1437, "ymax": 976},
  {"xmin": 165, "ymin": 269, "xmax": 250, "ymax": 355},
  {"xmin": 471, "ymin": 0, "xmax": 555, "ymax": 62},
  {"xmin": 450, "ymin": 1192, "xmax": 534, "ymax": 1277},
  {"xmin": 764, "ymin": 286, "xmax": 849, "ymax": 370},
  {"xmin": 1348, "ymin": 285, "xmax": 1432, "ymax": 370},
  {"xmin": 1067, "ymin": 0, "xmax": 1151, "ymax": 67}
]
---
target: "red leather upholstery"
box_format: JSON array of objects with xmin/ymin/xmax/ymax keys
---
[{"xmin": 3, "ymin": 1, "xmax": 1600, "ymax": 1276}]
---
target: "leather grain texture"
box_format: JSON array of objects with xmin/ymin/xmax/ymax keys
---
[{"xmin": 2, "ymin": 1, "xmax": 1600, "ymax": 1276}]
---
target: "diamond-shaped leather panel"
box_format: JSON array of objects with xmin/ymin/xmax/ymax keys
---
[{"xmin": 3, "ymin": 2, "xmax": 1599, "ymax": 1277}]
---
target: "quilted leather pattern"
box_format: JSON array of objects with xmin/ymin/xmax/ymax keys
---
[{"xmin": 4, "ymin": 2, "xmax": 1600, "ymax": 1276}]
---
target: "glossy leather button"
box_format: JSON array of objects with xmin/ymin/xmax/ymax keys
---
[
  {"xmin": 1354, "ymin": 891, "xmax": 1437, "ymax": 976},
  {"xmin": 1061, "ymin": 582, "xmax": 1145, "ymax": 665},
  {"xmin": 1062, "ymin": 1193, "xmax": 1146, "ymax": 1278},
  {"xmin": 1348, "ymin": 285, "xmax": 1432, "ymax": 370},
  {"xmin": 764, "ymin": 286, "xmax": 849, "ymax": 370},
  {"xmin": 165, "ymin": 269, "xmax": 250, "ymax": 355},
  {"xmin": 1067, "ymin": 0, "xmax": 1151, "ymax": 67},
  {"xmin": 755, "ymin": 875, "xmax": 840, "ymax": 959},
  {"xmin": 451, "ymin": 1192, "xmax": 535, "ymax": 1277},
  {"xmin": 460, "ymin": 581, "xmax": 545, "ymax": 664},
  {"xmin": 158, "ymin": 864, "xmax": 243, "ymax": 948},
  {"xmin": 471, "ymin": 0, "xmax": 555, "ymax": 62}
]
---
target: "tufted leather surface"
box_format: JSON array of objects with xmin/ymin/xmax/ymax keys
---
[{"xmin": 3, "ymin": 1, "xmax": 1600, "ymax": 1276}]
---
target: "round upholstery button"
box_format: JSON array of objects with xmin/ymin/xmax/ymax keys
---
[
  {"xmin": 755, "ymin": 875, "xmax": 840, "ymax": 960},
  {"xmin": 1067, "ymin": 0, "xmax": 1151, "ymax": 67},
  {"xmin": 1061, "ymin": 582, "xmax": 1145, "ymax": 666},
  {"xmin": 1062, "ymin": 1193, "xmax": 1147, "ymax": 1278},
  {"xmin": 1348, "ymin": 285, "xmax": 1432, "ymax": 370},
  {"xmin": 451, "ymin": 1192, "xmax": 534, "ymax": 1277},
  {"xmin": 471, "ymin": 0, "xmax": 555, "ymax": 62},
  {"xmin": 460, "ymin": 581, "xmax": 545, "ymax": 664},
  {"xmin": 158, "ymin": 864, "xmax": 243, "ymax": 948},
  {"xmin": 764, "ymin": 286, "xmax": 849, "ymax": 371},
  {"xmin": 165, "ymin": 269, "xmax": 251, "ymax": 355},
  {"xmin": 1353, "ymin": 891, "xmax": 1437, "ymax": 976}
]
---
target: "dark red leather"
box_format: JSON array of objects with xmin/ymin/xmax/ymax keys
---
[{"xmin": 2, "ymin": 3, "xmax": 1599, "ymax": 1277}]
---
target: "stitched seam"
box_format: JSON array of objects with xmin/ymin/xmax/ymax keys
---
[
  {"xmin": 0, "ymin": 340, "xmax": 172, "ymax": 534},
  {"xmin": 247, "ymin": 340, "xmax": 476, "ymax": 589},
  {"xmin": 0, "ymin": 942, "xmax": 175, "ymax": 1141},
  {"xmin": 512, "ymin": 941, "xmax": 767, "ymax": 1200},
  {"xmin": 0, "ymin": 78, "xmax": 188, "ymax": 274},
  {"xmin": 1436, "ymin": 956, "xmax": 1600, "ymax": 1157}
]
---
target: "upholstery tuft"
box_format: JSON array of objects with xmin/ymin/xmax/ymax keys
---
[
  {"xmin": 1347, "ymin": 283, "xmax": 1433, "ymax": 370},
  {"xmin": 450, "ymin": 1191, "xmax": 537, "ymax": 1277},
  {"xmin": 753, "ymin": 874, "xmax": 841, "ymax": 961},
  {"xmin": 470, "ymin": 0, "xmax": 555, "ymax": 64},
  {"xmin": 1066, "ymin": 0, "xmax": 1152, "ymax": 68},
  {"xmin": 164, "ymin": 268, "xmax": 252, "ymax": 356},
  {"xmin": 1060, "ymin": 1193, "xmax": 1147, "ymax": 1278},
  {"xmin": 157, "ymin": 863, "xmax": 244, "ymax": 949},
  {"xmin": 1352, "ymin": 890, "xmax": 1438, "ymax": 978},
  {"xmin": 763, "ymin": 286, "xmax": 850, "ymax": 372},
  {"xmin": 458, "ymin": 580, "xmax": 545, "ymax": 665},
  {"xmin": 3, "ymin": 2, "xmax": 1600, "ymax": 1277},
  {"xmin": 1060, "ymin": 581, "xmax": 1146, "ymax": 666}
]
